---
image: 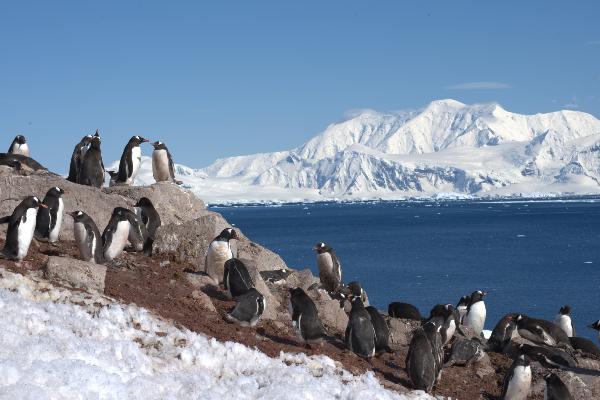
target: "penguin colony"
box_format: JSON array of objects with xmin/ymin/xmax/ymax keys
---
[{"xmin": 1, "ymin": 133, "xmax": 599, "ymax": 398}]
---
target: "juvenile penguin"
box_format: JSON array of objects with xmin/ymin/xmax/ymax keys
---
[
  {"xmin": 313, "ymin": 242, "xmax": 342, "ymax": 293},
  {"xmin": 501, "ymin": 354, "xmax": 532, "ymax": 400},
  {"xmin": 7, "ymin": 135, "xmax": 29, "ymax": 157},
  {"xmin": 34, "ymin": 187, "xmax": 65, "ymax": 244},
  {"xmin": 347, "ymin": 281, "xmax": 369, "ymax": 306},
  {"xmin": 223, "ymin": 258, "xmax": 254, "ymax": 299},
  {"xmin": 134, "ymin": 197, "xmax": 161, "ymax": 255},
  {"xmin": 112, "ymin": 135, "xmax": 149, "ymax": 185},
  {"xmin": 544, "ymin": 373, "xmax": 574, "ymax": 400},
  {"xmin": 516, "ymin": 315, "xmax": 570, "ymax": 347},
  {"xmin": 205, "ymin": 228, "xmax": 237, "ymax": 285},
  {"xmin": 102, "ymin": 208, "xmax": 131, "ymax": 261},
  {"xmin": 0, "ymin": 196, "xmax": 46, "ymax": 261},
  {"xmin": 423, "ymin": 321, "xmax": 444, "ymax": 381},
  {"xmin": 569, "ymin": 336, "xmax": 600, "ymax": 357},
  {"xmin": 464, "ymin": 290, "xmax": 487, "ymax": 336},
  {"xmin": 516, "ymin": 343, "xmax": 576, "ymax": 369},
  {"xmin": 345, "ymin": 297, "xmax": 376, "ymax": 358},
  {"xmin": 444, "ymin": 338, "xmax": 485, "ymax": 367},
  {"xmin": 589, "ymin": 320, "xmax": 600, "ymax": 343},
  {"xmin": 428, "ymin": 304, "xmax": 457, "ymax": 345},
  {"xmin": 555, "ymin": 305, "xmax": 576, "ymax": 338},
  {"xmin": 151, "ymin": 141, "xmax": 182, "ymax": 184},
  {"xmin": 388, "ymin": 302, "xmax": 422, "ymax": 321},
  {"xmin": 289, "ymin": 287, "xmax": 325, "ymax": 343},
  {"xmin": 365, "ymin": 306, "xmax": 390, "ymax": 353},
  {"xmin": 67, "ymin": 133, "xmax": 93, "ymax": 183},
  {"xmin": 487, "ymin": 313, "xmax": 519, "ymax": 352},
  {"xmin": 405, "ymin": 326, "xmax": 437, "ymax": 392},
  {"xmin": 226, "ymin": 288, "xmax": 265, "ymax": 327},
  {"xmin": 69, "ymin": 211, "xmax": 104, "ymax": 264},
  {"xmin": 456, "ymin": 295, "xmax": 471, "ymax": 324},
  {"xmin": 116, "ymin": 207, "xmax": 148, "ymax": 253},
  {"xmin": 79, "ymin": 135, "xmax": 105, "ymax": 188}
]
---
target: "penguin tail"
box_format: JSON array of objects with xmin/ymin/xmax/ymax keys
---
[{"xmin": 143, "ymin": 238, "xmax": 154, "ymax": 257}]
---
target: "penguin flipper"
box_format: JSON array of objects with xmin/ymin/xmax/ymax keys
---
[{"xmin": 0, "ymin": 215, "xmax": 10, "ymax": 224}]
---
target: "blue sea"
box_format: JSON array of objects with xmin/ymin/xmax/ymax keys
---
[{"xmin": 212, "ymin": 199, "xmax": 600, "ymax": 340}]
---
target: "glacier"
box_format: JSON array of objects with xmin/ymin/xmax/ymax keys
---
[{"xmin": 132, "ymin": 99, "xmax": 600, "ymax": 204}]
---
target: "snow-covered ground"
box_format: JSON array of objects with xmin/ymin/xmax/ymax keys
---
[{"xmin": 0, "ymin": 268, "xmax": 432, "ymax": 400}]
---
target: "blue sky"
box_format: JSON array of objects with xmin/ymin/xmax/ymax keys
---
[{"xmin": 1, "ymin": 1, "xmax": 599, "ymax": 172}]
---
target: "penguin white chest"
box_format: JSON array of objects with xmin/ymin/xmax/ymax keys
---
[
  {"xmin": 555, "ymin": 314, "xmax": 573, "ymax": 337},
  {"xmin": 206, "ymin": 241, "xmax": 233, "ymax": 282},
  {"xmin": 505, "ymin": 365, "xmax": 531, "ymax": 400},
  {"xmin": 74, "ymin": 222, "xmax": 93, "ymax": 262},
  {"xmin": 17, "ymin": 208, "xmax": 38, "ymax": 260},
  {"xmin": 465, "ymin": 301, "xmax": 486, "ymax": 335},
  {"xmin": 152, "ymin": 149, "xmax": 170, "ymax": 182},
  {"xmin": 129, "ymin": 146, "xmax": 142, "ymax": 182},
  {"xmin": 13, "ymin": 142, "xmax": 30, "ymax": 157},
  {"xmin": 316, "ymin": 253, "xmax": 334, "ymax": 275},
  {"xmin": 105, "ymin": 221, "xmax": 130, "ymax": 260},
  {"xmin": 48, "ymin": 198, "xmax": 64, "ymax": 242}
]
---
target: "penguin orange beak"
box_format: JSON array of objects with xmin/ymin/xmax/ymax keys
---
[{"xmin": 39, "ymin": 204, "xmax": 48, "ymax": 209}]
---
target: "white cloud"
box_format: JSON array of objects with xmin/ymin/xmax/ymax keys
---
[{"xmin": 446, "ymin": 81, "xmax": 511, "ymax": 90}]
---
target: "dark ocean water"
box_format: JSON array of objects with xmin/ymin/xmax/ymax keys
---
[{"xmin": 212, "ymin": 200, "xmax": 600, "ymax": 340}]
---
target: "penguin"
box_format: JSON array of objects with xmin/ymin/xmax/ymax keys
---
[
  {"xmin": 151, "ymin": 141, "xmax": 182, "ymax": 184},
  {"xmin": 313, "ymin": 242, "xmax": 342, "ymax": 293},
  {"xmin": 365, "ymin": 306, "xmax": 390, "ymax": 353},
  {"xmin": 444, "ymin": 338, "xmax": 485, "ymax": 367},
  {"xmin": 69, "ymin": 211, "xmax": 104, "ymax": 264},
  {"xmin": 0, "ymin": 196, "xmax": 46, "ymax": 261},
  {"xmin": 225, "ymin": 288, "xmax": 265, "ymax": 327},
  {"xmin": 347, "ymin": 281, "xmax": 369, "ymax": 306},
  {"xmin": 464, "ymin": 290, "xmax": 487, "ymax": 336},
  {"xmin": 113, "ymin": 207, "xmax": 148, "ymax": 253},
  {"xmin": 516, "ymin": 343, "xmax": 576, "ymax": 369},
  {"xmin": 501, "ymin": 354, "xmax": 532, "ymax": 400},
  {"xmin": 405, "ymin": 326, "xmax": 437, "ymax": 392},
  {"xmin": 569, "ymin": 336, "xmax": 600, "ymax": 357},
  {"xmin": 134, "ymin": 197, "xmax": 161, "ymax": 255},
  {"xmin": 223, "ymin": 258, "xmax": 254, "ymax": 299},
  {"xmin": 102, "ymin": 208, "xmax": 131, "ymax": 261},
  {"xmin": 516, "ymin": 315, "xmax": 571, "ymax": 347},
  {"xmin": 205, "ymin": 228, "xmax": 237, "ymax": 285},
  {"xmin": 79, "ymin": 134, "xmax": 105, "ymax": 188},
  {"xmin": 555, "ymin": 305, "xmax": 576, "ymax": 338},
  {"xmin": 544, "ymin": 373, "xmax": 574, "ymax": 400},
  {"xmin": 7, "ymin": 135, "xmax": 29, "ymax": 157},
  {"xmin": 388, "ymin": 302, "xmax": 422, "ymax": 321},
  {"xmin": 423, "ymin": 321, "xmax": 444, "ymax": 381},
  {"xmin": 428, "ymin": 304, "xmax": 458, "ymax": 345},
  {"xmin": 289, "ymin": 287, "xmax": 325, "ymax": 343},
  {"xmin": 589, "ymin": 320, "xmax": 600, "ymax": 343},
  {"xmin": 456, "ymin": 295, "xmax": 471, "ymax": 324},
  {"xmin": 0, "ymin": 153, "xmax": 47, "ymax": 172},
  {"xmin": 112, "ymin": 135, "xmax": 149, "ymax": 185},
  {"xmin": 345, "ymin": 297, "xmax": 376, "ymax": 358},
  {"xmin": 34, "ymin": 187, "xmax": 65, "ymax": 244},
  {"xmin": 67, "ymin": 133, "xmax": 94, "ymax": 183},
  {"xmin": 486, "ymin": 313, "xmax": 519, "ymax": 352}
]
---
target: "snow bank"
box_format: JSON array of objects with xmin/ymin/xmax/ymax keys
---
[{"xmin": 0, "ymin": 269, "xmax": 431, "ymax": 400}]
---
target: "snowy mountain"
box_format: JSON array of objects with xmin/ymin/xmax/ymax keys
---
[{"xmin": 134, "ymin": 99, "xmax": 600, "ymax": 203}]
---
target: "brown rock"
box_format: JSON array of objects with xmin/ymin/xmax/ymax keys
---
[
  {"xmin": 387, "ymin": 317, "xmax": 421, "ymax": 350},
  {"xmin": 305, "ymin": 286, "xmax": 348, "ymax": 337}
]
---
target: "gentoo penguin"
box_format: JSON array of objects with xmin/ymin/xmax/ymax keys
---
[
  {"xmin": 464, "ymin": 290, "xmax": 487, "ymax": 336},
  {"xmin": 289, "ymin": 287, "xmax": 325, "ymax": 343},
  {"xmin": 365, "ymin": 306, "xmax": 390, "ymax": 353},
  {"xmin": 0, "ymin": 196, "xmax": 46, "ymax": 261},
  {"xmin": 313, "ymin": 242, "xmax": 342, "ymax": 293},
  {"xmin": 444, "ymin": 338, "xmax": 485, "ymax": 367},
  {"xmin": 223, "ymin": 258, "xmax": 254, "ymax": 299},
  {"xmin": 79, "ymin": 134, "xmax": 105, "ymax": 188},
  {"xmin": 112, "ymin": 207, "xmax": 148, "ymax": 253},
  {"xmin": 34, "ymin": 187, "xmax": 65, "ymax": 244},
  {"xmin": 501, "ymin": 354, "xmax": 532, "ymax": 400},
  {"xmin": 151, "ymin": 141, "xmax": 182, "ymax": 184},
  {"xmin": 516, "ymin": 343, "xmax": 576, "ymax": 369},
  {"xmin": 226, "ymin": 288, "xmax": 265, "ymax": 327},
  {"xmin": 388, "ymin": 302, "xmax": 422, "ymax": 320},
  {"xmin": 428, "ymin": 304, "xmax": 458, "ymax": 345},
  {"xmin": 0, "ymin": 153, "xmax": 47, "ymax": 172},
  {"xmin": 405, "ymin": 326, "xmax": 437, "ymax": 392},
  {"xmin": 569, "ymin": 336, "xmax": 600, "ymax": 357},
  {"xmin": 345, "ymin": 297, "xmax": 376, "ymax": 358},
  {"xmin": 589, "ymin": 320, "xmax": 600, "ymax": 343},
  {"xmin": 69, "ymin": 211, "xmax": 104, "ymax": 264},
  {"xmin": 544, "ymin": 373, "xmax": 574, "ymax": 400},
  {"xmin": 102, "ymin": 208, "xmax": 131, "ymax": 261},
  {"xmin": 456, "ymin": 295, "xmax": 471, "ymax": 324},
  {"xmin": 112, "ymin": 135, "xmax": 149, "ymax": 185},
  {"xmin": 134, "ymin": 197, "xmax": 161, "ymax": 255},
  {"xmin": 487, "ymin": 313, "xmax": 519, "ymax": 352},
  {"xmin": 347, "ymin": 281, "xmax": 369, "ymax": 306},
  {"xmin": 516, "ymin": 315, "xmax": 570, "ymax": 347},
  {"xmin": 205, "ymin": 228, "xmax": 237, "ymax": 285},
  {"xmin": 7, "ymin": 135, "xmax": 29, "ymax": 157},
  {"xmin": 555, "ymin": 305, "xmax": 576, "ymax": 338},
  {"xmin": 67, "ymin": 133, "xmax": 93, "ymax": 183},
  {"xmin": 423, "ymin": 321, "xmax": 444, "ymax": 381}
]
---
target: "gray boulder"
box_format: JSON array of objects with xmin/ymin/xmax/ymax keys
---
[
  {"xmin": 387, "ymin": 317, "xmax": 421, "ymax": 350},
  {"xmin": 43, "ymin": 256, "xmax": 106, "ymax": 292},
  {"xmin": 305, "ymin": 286, "xmax": 348, "ymax": 337}
]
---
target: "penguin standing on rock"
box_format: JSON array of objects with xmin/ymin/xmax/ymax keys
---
[
  {"xmin": 314, "ymin": 242, "xmax": 342, "ymax": 293},
  {"xmin": 365, "ymin": 306, "xmax": 390, "ymax": 353},
  {"xmin": 544, "ymin": 373, "xmax": 574, "ymax": 400},
  {"xmin": 0, "ymin": 196, "xmax": 46, "ymax": 261},
  {"xmin": 134, "ymin": 197, "xmax": 161, "ymax": 255},
  {"xmin": 347, "ymin": 281, "xmax": 369, "ymax": 306},
  {"xmin": 69, "ymin": 211, "xmax": 104, "ymax": 264},
  {"xmin": 79, "ymin": 134, "xmax": 105, "ymax": 188},
  {"xmin": 7, "ymin": 135, "xmax": 29, "ymax": 156},
  {"xmin": 34, "ymin": 187, "xmax": 65, "ymax": 244},
  {"xmin": 406, "ymin": 326, "xmax": 437, "ymax": 392},
  {"xmin": 516, "ymin": 315, "xmax": 570, "ymax": 347},
  {"xmin": 205, "ymin": 228, "xmax": 237, "ymax": 285},
  {"xmin": 289, "ymin": 287, "xmax": 325, "ymax": 344},
  {"xmin": 487, "ymin": 313, "xmax": 519, "ymax": 352},
  {"xmin": 423, "ymin": 321, "xmax": 444, "ymax": 381},
  {"xmin": 428, "ymin": 304, "xmax": 458, "ymax": 345},
  {"xmin": 501, "ymin": 354, "xmax": 532, "ymax": 400},
  {"xmin": 151, "ymin": 141, "xmax": 182, "ymax": 184},
  {"xmin": 388, "ymin": 302, "xmax": 422, "ymax": 321},
  {"xmin": 223, "ymin": 258, "xmax": 254, "ymax": 299},
  {"xmin": 102, "ymin": 208, "xmax": 131, "ymax": 262},
  {"xmin": 345, "ymin": 297, "xmax": 376, "ymax": 358},
  {"xmin": 464, "ymin": 290, "xmax": 487, "ymax": 336},
  {"xmin": 226, "ymin": 288, "xmax": 265, "ymax": 327},
  {"xmin": 456, "ymin": 295, "xmax": 471, "ymax": 324},
  {"xmin": 111, "ymin": 136, "xmax": 149, "ymax": 186},
  {"xmin": 555, "ymin": 305, "xmax": 576, "ymax": 337},
  {"xmin": 67, "ymin": 133, "xmax": 94, "ymax": 183}
]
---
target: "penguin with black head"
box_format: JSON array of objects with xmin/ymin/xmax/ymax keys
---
[
  {"xmin": 151, "ymin": 141, "xmax": 182, "ymax": 184},
  {"xmin": 428, "ymin": 304, "xmax": 458, "ymax": 345},
  {"xmin": 501, "ymin": 354, "xmax": 532, "ymax": 400},
  {"xmin": 289, "ymin": 287, "xmax": 325, "ymax": 344},
  {"xmin": 313, "ymin": 242, "xmax": 342, "ymax": 293},
  {"xmin": 69, "ymin": 210, "xmax": 104, "ymax": 264},
  {"xmin": 365, "ymin": 305, "xmax": 390, "ymax": 354},
  {"xmin": 67, "ymin": 133, "xmax": 94, "ymax": 183},
  {"xmin": 487, "ymin": 313, "xmax": 519, "ymax": 352},
  {"xmin": 79, "ymin": 134, "xmax": 105, "ymax": 188},
  {"xmin": 223, "ymin": 258, "xmax": 254, "ymax": 299},
  {"xmin": 8, "ymin": 135, "xmax": 29, "ymax": 157},
  {"xmin": 544, "ymin": 372, "xmax": 574, "ymax": 400},
  {"xmin": 555, "ymin": 305, "xmax": 575, "ymax": 337},
  {"xmin": 134, "ymin": 197, "xmax": 161, "ymax": 255},
  {"xmin": 345, "ymin": 297, "xmax": 376, "ymax": 358},
  {"xmin": 405, "ymin": 325, "xmax": 437, "ymax": 392},
  {"xmin": 0, "ymin": 196, "xmax": 47, "ymax": 261},
  {"xmin": 102, "ymin": 208, "xmax": 131, "ymax": 262},
  {"xmin": 111, "ymin": 136, "xmax": 149, "ymax": 186},
  {"xmin": 34, "ymin": 187, "xmax": 65, "ymax": 244},
  {"xmin": 205, "ymin": 228, "xmax": 237, "ymax": 285},
  {"xmin": 464, "ymin": 290, "xmax": 487, "ymax": 336},
  {"xmin": 516, "ymin": 315, "xmax": 570, "ymax": 347},
  {"xmin": 456, "ymin": 294, "xmax": 471, "ymax": 324}
]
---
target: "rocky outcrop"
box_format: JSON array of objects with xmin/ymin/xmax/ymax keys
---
[
  {"xmin": 387, "ymin": 317, "xmax": 421, "ymax": 350},
  {"xmin": 44, "ymin": 256, "xmax": 106, "ymax": 292}
]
